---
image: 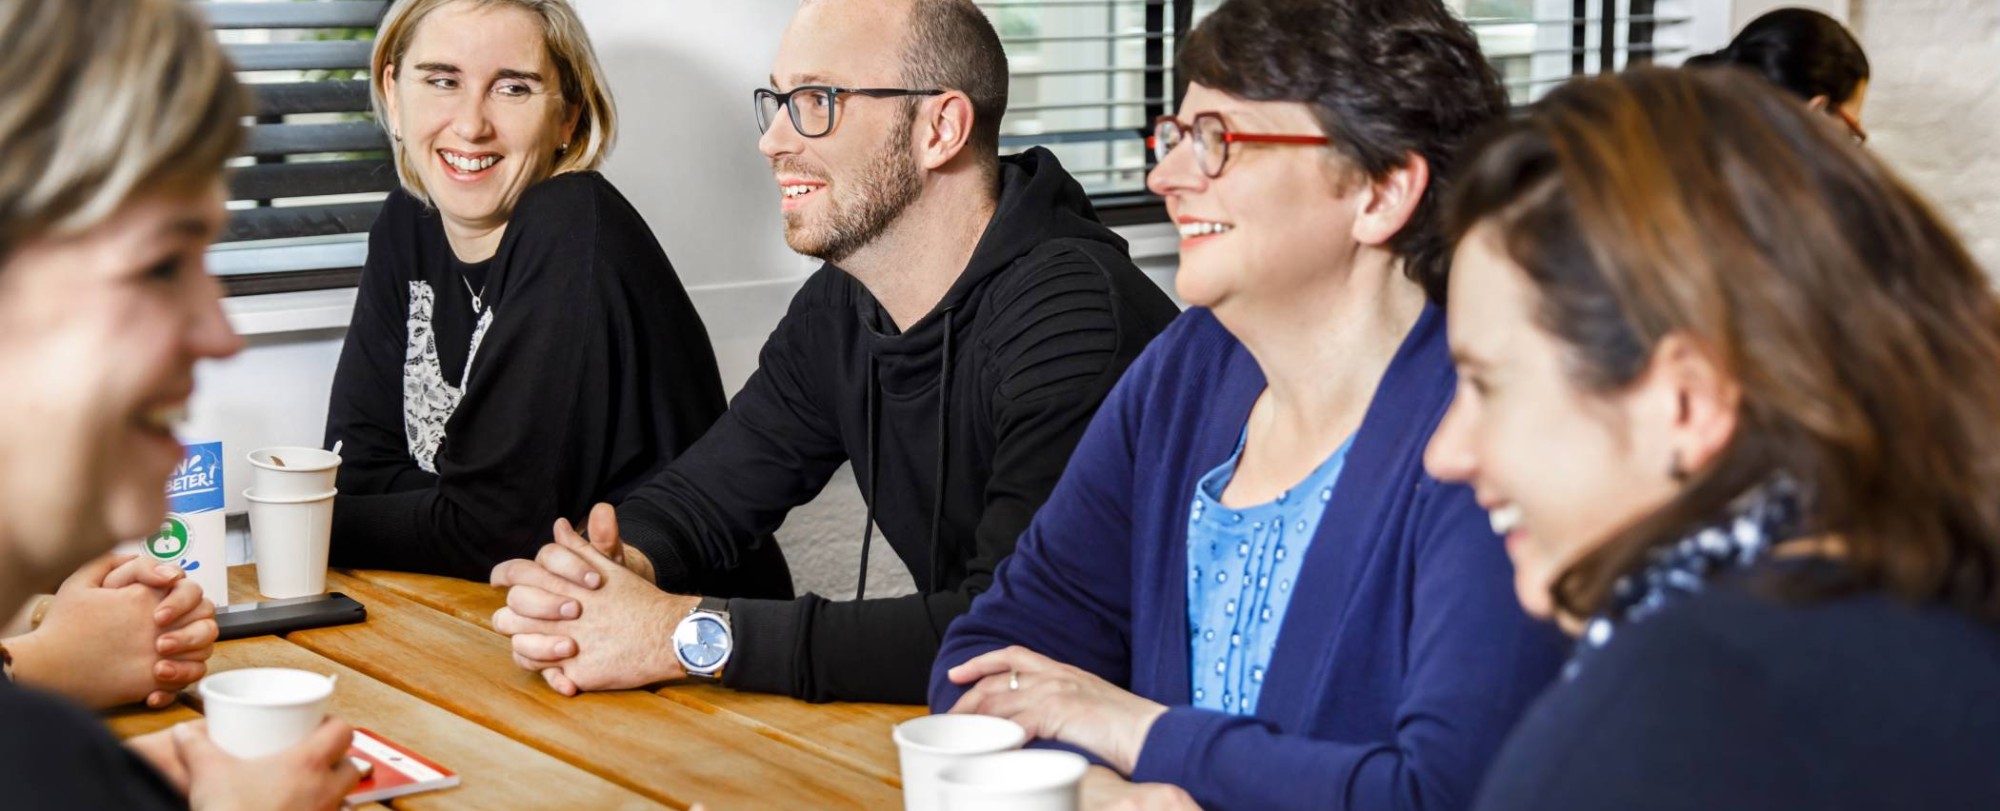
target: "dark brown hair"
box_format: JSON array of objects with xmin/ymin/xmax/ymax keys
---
[
  {"xmin": 1685, "ymin": 8, "xmax": 1869, "ymax": 107},
  {"xmin": 1179, "ymin": 0, "xmax": 1509, "ymax": 305},
  {"xmin": 1448, "ymin": 67, "xmax": 2000, "ymax": 621}
]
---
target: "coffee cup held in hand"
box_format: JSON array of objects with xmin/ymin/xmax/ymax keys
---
[{"xmin": 198, "ymin": 668, "xmax": 336, "ymax": 758}]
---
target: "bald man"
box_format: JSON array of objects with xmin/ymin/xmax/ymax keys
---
[{"xmin": 490, "ymin": 0, "xmax": 1179, "ymax": 703}]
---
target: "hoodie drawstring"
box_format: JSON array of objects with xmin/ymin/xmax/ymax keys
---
[
  {"xmin": 927, "ymin": 310, "xmax": 954, "ymax": 594},
  {"xmin": 854, "ymin": 310, "xmax": 956, "ymax": 599},
  {"xmin": 855, "ymin": 357, "xmax": 880, "ymax": 600}
]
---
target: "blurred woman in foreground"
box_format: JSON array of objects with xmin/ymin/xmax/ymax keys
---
[
  {"xmin": 1428, "ymin": 66, "xmax": 2000, "ymax": 809},
  {"xmin": 0, "ymin": 0, "xmax": 358, "ymax": 807}
]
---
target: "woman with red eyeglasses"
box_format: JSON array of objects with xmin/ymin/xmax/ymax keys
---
[{"xmin": 927, "ymin": 0, "xmax": 1564, "ymax": 808}]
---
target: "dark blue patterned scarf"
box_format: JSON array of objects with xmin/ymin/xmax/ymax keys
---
[{"xmin": 1563, "ymin": 476, "xmax": 1804, "ymax": 680}]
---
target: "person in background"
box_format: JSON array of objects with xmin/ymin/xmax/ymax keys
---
[
  {"xmin": 928, "ymin": 0, "xmax": 1566, "ymax": 807},
  {"xmin": 0, "ymin": 0, "xmax": 358, "ymax": 807},
  {"xmin": 488, "ymin": 0, "xmax": 1179, "ymax": 705},
  {"xmin": 1428, "ymin": 66, "xmax": 2000, "ymax": 810},
  {"xmin": 323, "ymin": 0, "xmax": 739, "ymax": 584},
  {"xmin": 1685, "ymin": 7, "xmax": 1870, "ymax": 143}
]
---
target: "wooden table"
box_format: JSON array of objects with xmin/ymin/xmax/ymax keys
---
[{"xmin": 104, "ymin": 566, "xmax": 924, "ymax": 810}]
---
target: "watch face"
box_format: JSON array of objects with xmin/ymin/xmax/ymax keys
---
[{"xmin": 674, "ymin": 615, "xmax": 729, "ymax": 670}]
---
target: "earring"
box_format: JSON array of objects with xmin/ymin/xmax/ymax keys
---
[{"xmin": 558, "ymin": 142, "xmax": 570, "ymax": 153}]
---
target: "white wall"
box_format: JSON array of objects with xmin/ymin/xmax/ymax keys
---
[
  {"xmin": 1713, "ymin": 0, "xmax": 1998, "ymax": 272},
  {"xmin": 1734, "ymin": 0, "xmax": 1848, "ymax": 29},
  {"xmin": 1849, "ymin": 0, "xmax": 2000, "ymax": 272}
]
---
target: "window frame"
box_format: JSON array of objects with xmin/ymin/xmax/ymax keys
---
[{"xmin": 990, "ymin": 0, "xmax": 1692, "ymax": 226}]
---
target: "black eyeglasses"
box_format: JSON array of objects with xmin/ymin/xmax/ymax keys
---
[{"xmin": 753, "ymin": 85, "xmax": 944, "ymax": 138}]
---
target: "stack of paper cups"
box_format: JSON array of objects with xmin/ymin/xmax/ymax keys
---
[
  {"xmin": 939, "ymin": 750, "xmax": 1089, "ymax": 811},
  {"xmin": 893, "ymin": 715, "xmax": 1029, "ymax": 811},
  {"xmin": 245, "ymin": 447, "xmax": 341, "ymax": 599}
]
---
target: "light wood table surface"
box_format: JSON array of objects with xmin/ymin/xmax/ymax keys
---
[{"xmin": 105, "ymin": 565, "xmax": 925, "ymax": 810}]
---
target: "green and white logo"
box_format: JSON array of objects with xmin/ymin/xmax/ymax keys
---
[{"xmin": 145, "ymin": 516, "xmax": 191, "ymax": 562}]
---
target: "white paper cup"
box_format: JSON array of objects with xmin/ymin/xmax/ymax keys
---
[
  {"xmin": 940, "ymin": 750, "xmax": 1089, "ymax": 811},
  {"xmin": 198, "ymin": 668, "xmax": 335, "ymax": 758},
  {"xmin": 893, "ymin": 715, "xmax": 1028, "ymax": 811},
  {"xmin": 245, "ymin": 487, "xmax": 335, "ymax": 598},
  {"xmin": 246, "ymin": 447, "xmax": 342, "ymax": 499}
]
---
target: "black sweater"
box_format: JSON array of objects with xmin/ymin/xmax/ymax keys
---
[
  {"xmin": 0, "ymin": 680, "xmax": 183, "ymax": 809},
  {"xmin": 619, "ymin": 148, "xmax": 1180, "ymax": 703},
  {"xmin": 324, "ymin": 173, "xmax": 736, "ymax": 583},
  {"xmin": 1476, "ymin": 563, "xmax": 2000, "ymax": 810}
]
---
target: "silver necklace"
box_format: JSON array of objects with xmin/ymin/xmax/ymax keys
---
[{"xmin": 461, "ymin": 274, "xmax": 488, "ymax": 314}]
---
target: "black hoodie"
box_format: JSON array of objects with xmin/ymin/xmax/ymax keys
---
[{"xmin": 618, "ymin": 148, "xmax": 1180, "ymax": 703}]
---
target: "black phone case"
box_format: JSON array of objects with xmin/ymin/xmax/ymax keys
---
[{"xmin": 214, "ymin": 592, "xmax": 367, "ymax": 641}]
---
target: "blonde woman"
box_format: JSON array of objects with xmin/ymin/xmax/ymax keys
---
[
  {"xmin": 0, "ymin": 0, "xmax": 357, "ymax": 807},
  {"xmin": 323, "ymin": 0, "xmax": 738, "ymax": 583}
]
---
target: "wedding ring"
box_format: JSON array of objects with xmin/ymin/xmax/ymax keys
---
[{"xmin": 1008, "ymin": 670, "xmax": 1020, "ymax": 691}]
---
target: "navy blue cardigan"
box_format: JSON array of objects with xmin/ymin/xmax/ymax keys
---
[{"xmin": 931, "ymin": 307, "xmax": 1565, "ymax": 810}]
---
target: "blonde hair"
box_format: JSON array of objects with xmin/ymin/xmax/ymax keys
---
[
  {"xmin": 0, "ymin": 0, "xmax": 247, "ymax": 259},
  {"xmin": 370, "ymin": 0, "xmax": 617, "ymax": 203}
]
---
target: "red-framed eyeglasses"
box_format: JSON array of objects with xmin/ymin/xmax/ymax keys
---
[{"xmin": 1146, "ymin": 112, "xmax": 1330, "ymax": 178}]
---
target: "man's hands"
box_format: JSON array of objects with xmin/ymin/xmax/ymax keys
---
[{"xmin": 490, "ymin": 503, "xmax": 697, "ymax": 695}]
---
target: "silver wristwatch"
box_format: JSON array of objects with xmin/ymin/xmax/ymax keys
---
[{"xmin": 672, "ymin": 597, "xmax": 732, "ymax": 681}]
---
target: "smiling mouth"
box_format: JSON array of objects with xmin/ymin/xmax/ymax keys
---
[
  {"xmin": 1488, "ymin": 504, "xmax": 1523, "ymax": 536},
  {"xmin": 438, "ymin": 149, "xmax": 502, "ymax": 176},
  {"xmin": 1177, "ymin": 220, "xmax": 1235, "ymax": 239},
  {"xmin": 137, "ymin": 403, "xmax": 186, "ymax": 436},
  {"xmin": 778, "ymin": 181, "xmax": 826, "ymax": 210}
]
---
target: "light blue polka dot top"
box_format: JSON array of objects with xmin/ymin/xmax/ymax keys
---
[{"xmin": 1186, "ymin": 431, "xmax": 1354, "ymax": 716}]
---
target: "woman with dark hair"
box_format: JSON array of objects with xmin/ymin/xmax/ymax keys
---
[
  {"xmin": 1428, "ymin": 66, "xmax": 2000, "ymax": 809},
  {"xmin": 1686, "ymin": 8, "xmax": 1870, "ymax": 142},
  {"xmin": 928, "ymin": 0, "xmax": 1565, "ymax": 808}
]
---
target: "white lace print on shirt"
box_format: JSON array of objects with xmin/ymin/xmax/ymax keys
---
[{"xmin": 403, "ymin": 280, "xmax": 494, "ymax": 473}]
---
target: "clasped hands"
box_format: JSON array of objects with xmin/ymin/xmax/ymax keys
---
[
  {"xmin": 489, "ymin": 503, "xmax": 699, "ymax": 695},
  {"xmin": 489, "ymin": 506, "xmax": 1197, "ymax": 809},
  {"xmin": 8, "ymin": 552, "xmax": 217, "ymax": 709}
]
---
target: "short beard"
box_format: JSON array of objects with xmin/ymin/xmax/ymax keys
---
[{"xmin": 783, "ymin": 108, "xmax": 924, "ymax": 265}]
